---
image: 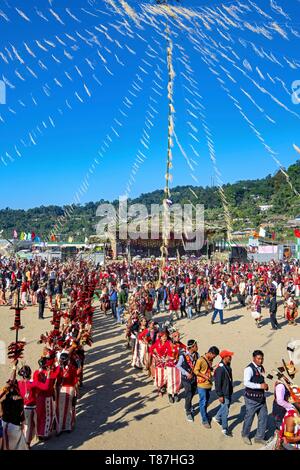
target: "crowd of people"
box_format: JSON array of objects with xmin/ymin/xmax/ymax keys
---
[
  {"xmin": 1, "ymin": 256, "xmax": 300, "ymax": 450},
  {"xmin": 0, "ymin": 259, "xmax": 96, "ymax": 450},
  {"xmin": 99, "ymin": 257, "xmax": 300, "ymax": 449},
  {"xmin": 94, "ymin": 258, "xmax": 300, "ymax": 329}
]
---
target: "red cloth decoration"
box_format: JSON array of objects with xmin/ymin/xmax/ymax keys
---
[
  {"xmin": 7, "ymin": 341, "xmax": 26, "ymax": 361},
  {"xmin": 294, "ymin": 229, "xmax": 300, "ymax": 238},
  {"xmin": 10, "ymin": 307, "xmax": 24, "ymax": 330}
]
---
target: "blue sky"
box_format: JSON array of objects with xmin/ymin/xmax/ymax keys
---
[{"xmin": 0, "ymin": 0, "xmax": 300, "ymax": 209}]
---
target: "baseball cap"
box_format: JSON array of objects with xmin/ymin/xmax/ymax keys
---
[{"xmin": 220, "ymin": 350, "xmax": 234, "ymax": 359}]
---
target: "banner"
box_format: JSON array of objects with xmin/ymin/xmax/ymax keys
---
[{"xmin": 258, "ymin": 245, "xmax": 278, "ymax": 254}]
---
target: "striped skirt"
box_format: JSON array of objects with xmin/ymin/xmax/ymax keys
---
[
  {"xmin": 166, "ymin": 366, "xmax": 181, "ymax": 396},
  {"xmin": 56, "ymin": 386, "xmax": 76, "ymax": 434},
  {"xmin": 154, "ymin": 365, "xmax": 167, "ymax": 390},
  {"xmin": 131, "ymin": 340, "xmax": 147, "ymax": 369},
  {"xmin": 36, "ymin": 395, "xmax": 56, "ymax": 438}
]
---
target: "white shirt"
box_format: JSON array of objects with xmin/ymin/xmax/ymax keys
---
[
  {"xmin": 244, "ymin": 362, "xmax": 264, "ymax": 389},
  {"xmin": 214, "ymin": 293, "xmax": 224, "ymax": 310},
  {"xmin": 239, "ymin": 282, "xmax": 246, "ymax": 294}
]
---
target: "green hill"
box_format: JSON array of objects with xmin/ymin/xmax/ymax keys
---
[{"xmin": 1, "ymin": 160, "xmax": 300, "ymax": 241}]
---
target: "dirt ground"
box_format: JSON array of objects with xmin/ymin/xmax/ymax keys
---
[{"xmin": 0, "ymin": 299, "xmax": 298, "ymax": 450}]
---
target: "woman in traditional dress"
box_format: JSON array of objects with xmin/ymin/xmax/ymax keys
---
[
  {"xmin": 131, "ymin": 317, "xmax": 148, "ymax": 369},
  {"xmin": 33, "ymin": 353, "xmax": 61, "ymax": 441},
  {"xmin": 56, "ymin": 352, "xmax": 80, "ymax": 435},
  {"xmin": 17, "ymin": 365, "xmax": 51, "ymax": 448},
  {"xmin": 99, "ymin": 286, "xmax": 110, "ymax": 315},
  {"xmin": 168, "ymin": 288, "xmax": 180, "ymax": 321},
  {"xmin": 149, "ymin": 331, "xmax": 172, "ymax": 398},
  {"xmin": 250, "ymin": 290, "xmax": 263, "ymax": 328},
  {"xmin": 285, "ymin": 294, "xmax": 298, "ymax": 326},
  {"xmin": 142, "ymin": 321, "xmax": 159, "ymax": 377},
  {"xmin": 166, "ymin": 331, "xmax": 186, "ymax": 404}
]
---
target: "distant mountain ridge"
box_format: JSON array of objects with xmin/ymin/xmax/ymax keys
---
[{"xmin": 1, "ymin": 161, "xmax": 300, "ymax": 241}]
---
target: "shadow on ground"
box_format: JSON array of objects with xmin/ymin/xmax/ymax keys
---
[{"xmin": 33, "ymin": 311, "xmax": 159, "ymax": 450}]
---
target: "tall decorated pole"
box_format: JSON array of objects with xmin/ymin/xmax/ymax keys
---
[
  {"xmin": 7, "ymin": 284, "xmax": 26, "ymax": 376},
  {"xmin": 10, "ymin": 285, "xmax": 24, "ymax": 341},
  {"xmin": 156, "ymin": 0, "xmax": 177, "ymax": 282}
]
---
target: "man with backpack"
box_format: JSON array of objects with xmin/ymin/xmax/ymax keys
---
[{"xmin": 194, "ymin": 346, "xmax": 220, "ymax": 428}]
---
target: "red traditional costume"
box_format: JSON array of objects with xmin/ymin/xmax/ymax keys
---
[
  {"xmin": 149, "ymin": 337, "xmax": 173, "ymax": 393},
  {"xmin": 33, "ymin": 366, "xmax": 61, "ymax": 438},
  {"xmin": 166, "ymin": 341, "xmax": 186, "ymax": 397},
  {"xmin": 18, "ymin": 377, "xmax": 51, "ymax": 446},
  {"xmin": 56, "ymin": 363, "xmax": 80, "ymax": 434},
  {"xmin": 131, "ymin": 328, "xmax": 148, "ymax": 370},
  {"xmin": 286, "ymin": 297, "xmax": 298, "ymax": 324}
]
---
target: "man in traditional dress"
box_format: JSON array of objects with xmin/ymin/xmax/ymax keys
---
[{"xmin": 241, "ymin": 350, "xmax": 268, "ymax": 445}]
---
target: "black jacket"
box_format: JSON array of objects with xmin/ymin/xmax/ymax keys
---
[{"xmin": 214, "ymin": 362, "xmax": 233, "ymax": 398}]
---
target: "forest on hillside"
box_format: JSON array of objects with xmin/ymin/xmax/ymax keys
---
[{"xmin": 1, "ymin": 161, "xmax": 299, "ymax": 241}]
